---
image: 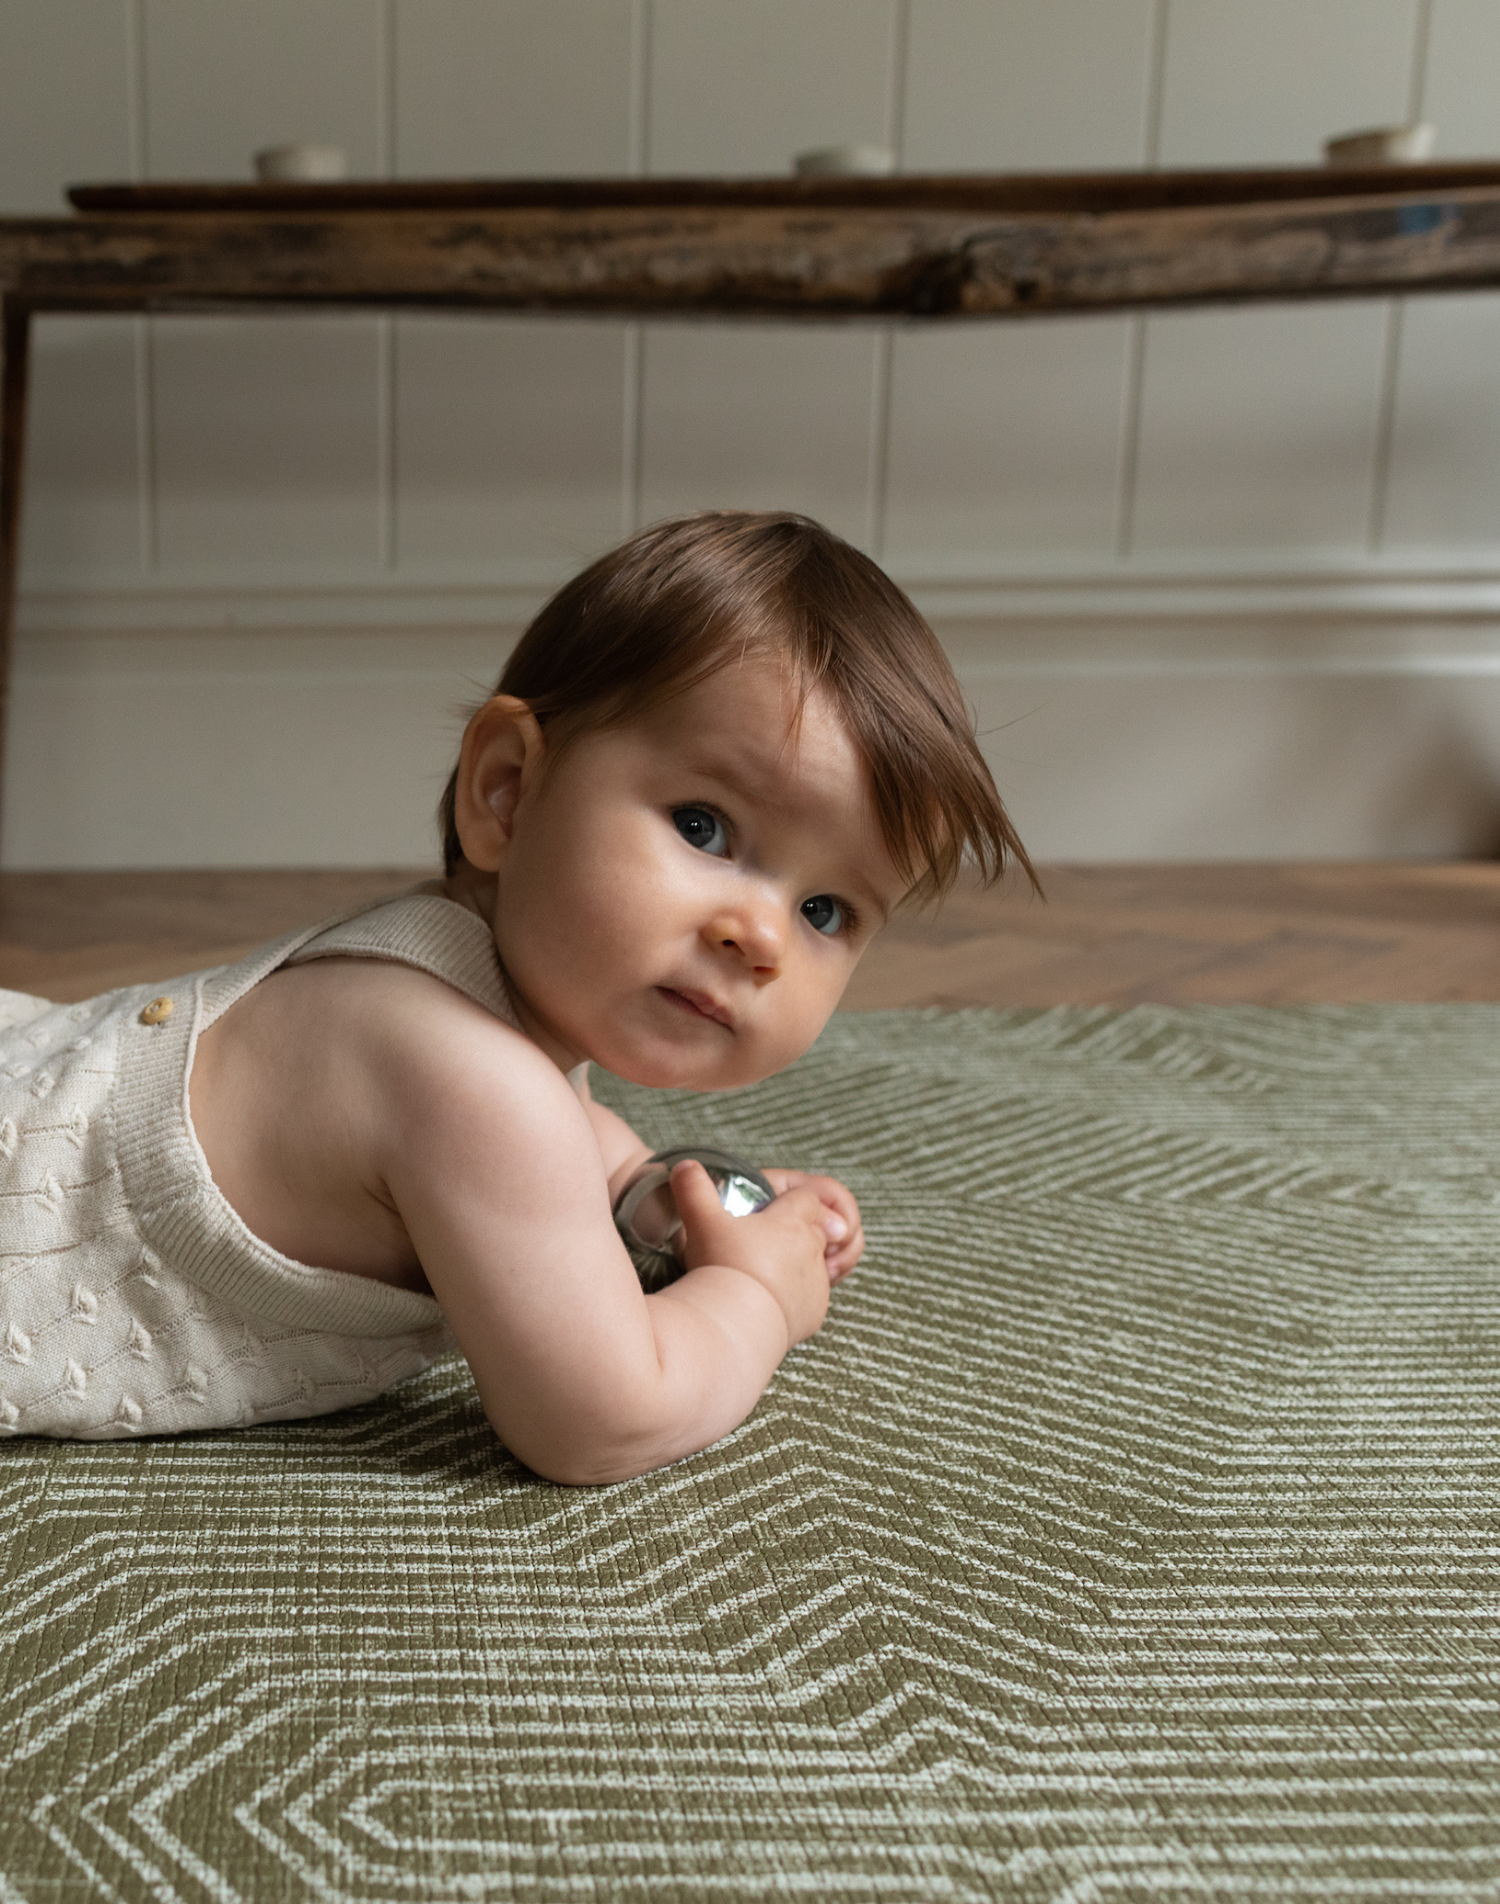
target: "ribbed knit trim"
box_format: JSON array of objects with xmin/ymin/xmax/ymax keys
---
[
  {"xmin": 283, "ymin": 890, "xmax": 519, "ymax": 1025},
  {"xmin": 111, "ymin": 888, "xmax": 517, "ymax": 1339}
]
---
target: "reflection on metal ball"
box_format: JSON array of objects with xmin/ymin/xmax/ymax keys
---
[{"xmin": 613, "ymin": 1147, "xmax": 776, "ymax": 1292}]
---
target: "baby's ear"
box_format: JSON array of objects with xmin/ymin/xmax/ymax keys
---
[{"xmin": 452, "ymin": 696, "xmax": 545, "ymax": 871}]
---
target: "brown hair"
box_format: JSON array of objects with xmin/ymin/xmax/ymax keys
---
[{"xmin": 439, "ymin": 511, "xmax": 1035, "ymax": 904}]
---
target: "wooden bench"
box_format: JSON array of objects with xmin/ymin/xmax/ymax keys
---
[{"xmin": 6, "ymin": 164, "xmax": 1500, "ymax": 846}]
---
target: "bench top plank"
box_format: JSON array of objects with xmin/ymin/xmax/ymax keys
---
[{"xmin": 0, "ymin": 170, "xmax": 1496, "ymax": 317}]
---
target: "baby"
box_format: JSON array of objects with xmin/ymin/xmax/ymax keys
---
[{"xmin": 0, "ymin": 512, "xmax": 1029, "ymax": 1482}]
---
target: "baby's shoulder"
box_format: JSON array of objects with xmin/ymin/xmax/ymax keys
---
[{"xmin": 250, "ymin": 954, "xmax": 581, "ymax": 1148}]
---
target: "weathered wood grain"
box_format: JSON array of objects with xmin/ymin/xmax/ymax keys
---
[
  {"xmin": 5, "ymin": 188, "xmax": 1500, "ymax": 319},
  {"xmin": 952, "ymin": 191, "xmax": 1500, "ymax": 312},
  {"xmin": 9, "ymin": 207, "xmax": 967, "ymax": 314},
  {"xmin": 64, "ymin": 161, "xmax": 1500, "ymax": 218}
]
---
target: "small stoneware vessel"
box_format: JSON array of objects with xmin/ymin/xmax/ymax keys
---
[
  {"xmin": 794, "ymin": 143, "xmax": 896, "ymax": 177},
  {"xmin": 613, "ymin": 1147, "xmax": 776, "ymax": 1292},
  {"xmin": 254, "ymin": 143, "xmax": 349, "ymax": 181},
  {"xmin": 1324, "ymin": 123, "xmax": 1435, "ymax": 166}
]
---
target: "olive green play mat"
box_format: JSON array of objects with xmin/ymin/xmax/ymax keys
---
[{"xmin": 3, "ymin": 1005, "xmax": 1498, "ymax": 1901}]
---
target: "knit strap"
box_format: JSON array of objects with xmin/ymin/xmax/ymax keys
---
[{"xmin": 283, "ymin": 885, "xmax": 517, "ymax": 1026}]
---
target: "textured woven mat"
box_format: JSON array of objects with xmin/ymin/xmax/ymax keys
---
[{"xmin": 4, "ymin": 1005, "xmax": 1499, "ymax": 1902}]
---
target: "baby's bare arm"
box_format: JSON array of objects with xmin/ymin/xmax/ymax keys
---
[
  {"xmin": 375, "ymin": 1017, "xmax": 840, "ymax": 1484},
  {"xmin": 575, "ymin": 1085, "xmax": 655, "ymax": 1200}
]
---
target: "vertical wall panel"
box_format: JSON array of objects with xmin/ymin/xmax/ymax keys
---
[
  {"xmin": 638, "ymin": 328, "xmax": 875, "ymax": 542},
  {"xmin": 21, "ymin": 321, "xmax": 143, "ymax": 579},
  {"xmin": 885, "ymin": 322, "xmax": 1133, "ymax": 559},
  {"xmin": 143, "ymin": 0, "xmax": 384, "ymax": 573},
  {"xmin": 394, "ymin": 0, "xmax": 633, "ymax": 176},
  {"xmin": 643, "ymin": 0, "xmax": 894, "ymax": 542},
  {"xmin": 648, "ymin": 0, "xmax": 894, "ymax": 176},
  {"xmin": 1156, "ymin": 0, "xmax": 1419, "ymax": 167},
  {"xmin": 394, "ymin": 319, "xmax": 627, "ymax": 572},
  {"xmin": 1383, "ymin": 295, "xmax": 1500, "ymax": 549},
  {"xmin": 391, "ymin": 0, "xmax": 634, "ymax": 571},
  {"xmin": 142, "ymin": 0, "xmax": 383, "ymax": 178},
  {"xmin": 0, "ymin": 0, "xmax": 134, "ymax": 211},
  {"xmin": 1380, "ymin": 0, "xmax": 1500, "ymax": 551},
  {"xmin": 891, "ymin": 2, "xmax": 1156, "ymax": 565},
  {"xmin": 1419, "ymin": 0, "xmax": 1500, "ymax": 155},
  {"xmin": 1, "ymin": 0, "xmax": 141, "ymax": 583},
  {"xmin": 1131, "ymin": 304, "xmax": 1390, "ymax": 552},
  {"xmin": 151, "ymin": 317, "xmax": 382, "ymax": 569},
  {"xmin": 903, "ymin": 0, "xmax": 1158, "ymax": 171},
  {"xmin": 1133, "ymin": 0, "xmax": 1420, "ymax": 555}
]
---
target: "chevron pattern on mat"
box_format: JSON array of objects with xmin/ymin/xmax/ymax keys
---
[{"xmin": 2, "ymin": 1004, "xmax": 1498, "ymax": 1902}]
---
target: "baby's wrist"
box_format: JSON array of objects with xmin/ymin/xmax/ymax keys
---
[{"xmin": 660, "ymin": 1258, "xmax": 795, "ymax": 1358}]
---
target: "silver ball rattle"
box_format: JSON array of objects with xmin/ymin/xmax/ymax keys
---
[{"xmin": 613, "ymin": 1146, "xmax": 776, "ymax": 1292}]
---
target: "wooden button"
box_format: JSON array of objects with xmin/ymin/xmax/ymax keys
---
[{"xmin": 139, "ymin": 996, "xmax": 174, "ymax": 1026}]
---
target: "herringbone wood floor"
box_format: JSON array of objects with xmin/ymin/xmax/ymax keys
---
[{"xmin": 0, "ymin": 862, "xmax": 1493, "ymax": 1005}]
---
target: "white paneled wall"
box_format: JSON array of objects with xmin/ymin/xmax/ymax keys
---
[
  {"xmin": 1383, "ymin": 0, "xmax": 1500, "ymax": 554},
  {"xmin": 142, "ymin": 0, "xmax": 386, "ymax": 177},
  {"xmin": 394, "ymin": 319, "xmax": 629, "ymax": 571},
  {"xmin": 1154, "ymin": 0, "xmax": 1421, "ymax": 167},
  {"xmin": 903, "ymin": 0, "xmax": 1163, "ymax": 174},
  {"xmin": 889, "ymin": 0, "xmax": 1156, "ymax": 569},
  {"xmin": 22, "ymin": 319, "xmax": 142, "ymax": 578},
  {"xmin": 884, "ymin": 321, "xmax": 1134, "ymax": 557},
  {"xmin": 1129, "ymin": 303, "xmax": 1391, "ymax": 553},
  {"xmin": 4, "ymin": 0, "xmax": 1500, "ymax": 868},
  {"xmin": 394, "ymin": 2, "xmax": 637, "ymax": 178},
  {"xmin": 640, "ymin": 327, "xmax": 879, "ymax": 546}
]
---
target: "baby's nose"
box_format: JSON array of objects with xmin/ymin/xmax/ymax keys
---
[{"xmin": 707, "ymin": 902, "xmax": 785, "ymax": 977}]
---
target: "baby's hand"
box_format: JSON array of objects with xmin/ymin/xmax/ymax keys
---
[
  {"xmin": 670, "ymin": 1160, "xmax": 833, "ymax": 1345},
  {"xmin": 762, "ymin": 1169, "xmax": 864, "ymax": 1281}
]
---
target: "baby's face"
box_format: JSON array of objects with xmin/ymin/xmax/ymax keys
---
[{"xmin": 489, "ymin": 660, "xmax": 908, "ymax": 1090}]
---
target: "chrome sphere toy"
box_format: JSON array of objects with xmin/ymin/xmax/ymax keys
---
[{"xmin": 613, "ymin": 1146, "xmax": 776, "ymax": 1292}]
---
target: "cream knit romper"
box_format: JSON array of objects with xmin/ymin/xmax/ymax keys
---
[{"xmin": 0, "ymin": 887, "xmax": 522, "ymax": 1439}]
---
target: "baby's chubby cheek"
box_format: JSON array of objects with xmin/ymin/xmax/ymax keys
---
[
  {"xmin": 492, "ymin": 832, "xmax": 672, "ymax": 1029},
  {"xmin": 498, "ymin": 901, "xmax": 627, "ymax": 1025}
]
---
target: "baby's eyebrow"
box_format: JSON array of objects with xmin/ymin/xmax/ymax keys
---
[
  {"xmin": 669, "ymin": 737, "xmax": 898, "ymax": 919},
  {"xmin": 673, "ymin": 741, "xmax": 781, "ymax": 808}
]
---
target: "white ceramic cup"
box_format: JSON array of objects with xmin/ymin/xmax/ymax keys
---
[
  {"xmin": 794, "ymin": 143, "xmax": 896, "ymax": 178},
  {"xmin": 253, "ymin": 143, "xmax": 349, "ymax": 182},
  {"xmin": 1324, "ymin": 123, "xmax": 1436, "ymax": 167}
]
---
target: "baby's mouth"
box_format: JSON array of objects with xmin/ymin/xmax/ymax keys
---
[{"xmin": 657, "ymin": 985, "xmax": 733, "ymax": 1028}]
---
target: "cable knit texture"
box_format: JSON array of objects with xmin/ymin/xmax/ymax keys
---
[{"xmin": 0, "ymin": 886, "xmax": 517, "ymax": 1439}]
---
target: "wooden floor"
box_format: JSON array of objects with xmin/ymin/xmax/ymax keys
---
[
  {"xmin": 0, "ymin": 861, "xmax": 1494, "ymax": 1007},
  {"xmin": 840, "ymin": 860, "xmax": 1500, "ymax": 1008}
]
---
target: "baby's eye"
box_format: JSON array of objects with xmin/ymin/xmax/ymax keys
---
[
  {"xmin": 800, "ymin": 894, "xmax": 845, "ymax": 936},
  {"xmin": 672, "ymin": 806, "xmax": 729, "ymax": 857}
]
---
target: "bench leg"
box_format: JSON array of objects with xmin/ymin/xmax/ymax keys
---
[{"xmin": 0, "ymin": 301, "xmax": 31, "ymax": 862}]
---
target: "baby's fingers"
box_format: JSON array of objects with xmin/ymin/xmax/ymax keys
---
[
  {"xmin": 825, "ymin": 1218, "xmax": 864, "ymax": 1281},
  {"xmin": 670, "ymin": 1159, "xmax": 738, "ymax": 1261},
  {"xmin": 788, "ymin": 1175, "xmax": 861, "ymax": 1269}
]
